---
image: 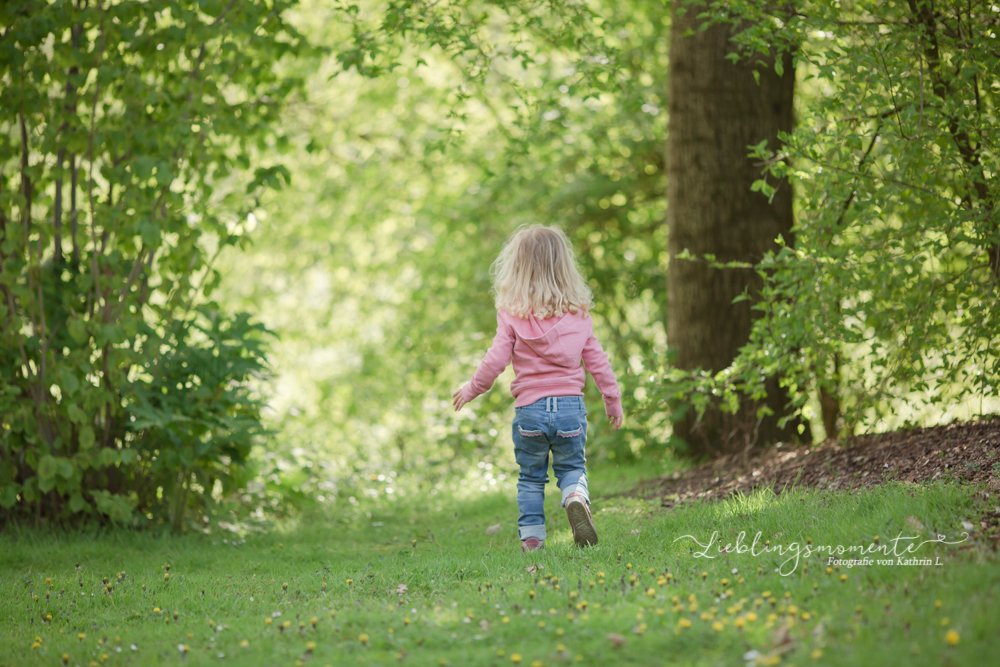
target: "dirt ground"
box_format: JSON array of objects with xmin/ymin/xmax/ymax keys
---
[{"xmin": 640, "ymin": 415, "xmax": 1000, "ymax": 507}]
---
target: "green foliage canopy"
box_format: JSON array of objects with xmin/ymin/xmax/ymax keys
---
[
  {"xmin": 0, "ymin": 0, "xmax": 304, "ymax": 526},
  {"xmin": 658, "ymin": 0, "xmax": 1000, "ymax": 436}
]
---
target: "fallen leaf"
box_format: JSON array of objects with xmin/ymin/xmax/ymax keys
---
[
  {"xmin": 485, "ymin": 524, "xmax": 502, "ymax": 536},
  {"xmin": 961, "ymin": 521, "xmax": 974, "ymax": 531},
  {"xmin": 629, "ymin": 529, "xmax": 641, "ymax": 537},
  {"xmin": 525, "ymin": 564, "xmax": 543, "ymax": 574},
  {"xmin": 606, "ymin": 633, "xmax": 626, "ymax": 648},
  {"xmin": 396, "ymin": 584, "xmax": 408, "ymax": 595},
  {"xmin": 772, "ymin": 622, "xmax": 793, "ymax": 648},
  {"xmin": 905, "ymin": 516, "xmax": 924, "ymax": 532}
]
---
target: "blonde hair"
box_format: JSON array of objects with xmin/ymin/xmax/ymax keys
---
[{"xmin": 491, "ymin": 224, "xmax": 593, "ymax": 319}]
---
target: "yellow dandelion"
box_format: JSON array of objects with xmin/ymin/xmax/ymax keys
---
[
  {"xmin": 811, "ymin": 648, "xmax": 823, "ymax": 659},
  {"xmin": 840, "ymin": 574, "xmax": 848, "ymax": 582},
  {"xmin": 240, "ymin": 640, "xmax": 249, "ymax": 648},
  {"xmin": 78, "ymin": 633, "xmax": 86, "ymax": 640},
  {"xmin": 677, "ymin": 618, "xmax": 692, "ymax": 629},
  {"xmin": 502, "ymin": 616, "xmax": 510, "ymax": 623},
  {"xmin": 712, "ymin": 621, "xmax": 724, "ymax": 631},
  {"xmin": 646, "ymin": 588, "xmax": 656, "ymax": 597},
  {"xmin": 306, "ymin": 641, "xmax": 317, "ymax": 651},
  {"xmin": 945, "ymin": 630, "xmax": 959, "ymax": 645},
  {"xmin": 359, "ymin": 633, "xmax": 369, "ymax": 645},
  {"xmin": 626, "ymin": 563, "xmax": 632, "ymax": 569},
  {"xmin": 531, "ymin": 661, "xmax": 543, "ymax": 667},
  {"xmin": 529, "ymin": 590, "xmax": 536, "ymax": 599},
  {"xmin": 511, "ymin": 654, "xmax": 522, "ymax": 663},
  {"xmin": 935, "ymin": 599, "xmax": 942, "ymax": 608},
  {"xmin": 346, "ymin": 578, "xmax": 353, "ymax": 585},
  {"xmin": 164, "ymin": 573, "xmax": 169, "ymax": 581},
  {"xmin": 762, "ymin": 591, "xmax": 771, "ymax": 598},
  {"xmin": 538, "ymin": 621, "xmax": 546, "ymax": 628},
  {"xmin": 497, "ymin": 649, "xmax": 506, "ymax": 657},
  {"xmin": 265, "ymin": 618, "xmax": 272, "ymax": 625},
  {"xmin": 557, "ymin": 644, "xmax": 566, "ymax": 652},
  {"xmin": 940, "ymin": 617, "xmax": 949, "ymax": 626},
  {"xmin": 735, "ymin": 617, "xmax": 745, "ymax": 629},
  {"xmin": 310, "ymin": 616, "xmax": 319, "ymax": 628},
  {"xmin": 556, "ymin": 628, "xmax": 564, "ymax": 636},
  {"xmin": 62, "ymin": 655, "xmax": 70, "ymax": 665},
  {"xmin": 801, "ymin": 612, "xmax": 811, "ymax": 621}
]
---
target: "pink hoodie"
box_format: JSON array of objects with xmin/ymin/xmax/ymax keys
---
[{"xmin": 462, "ymin": 310, "xmax": 623, "ymax": 418}]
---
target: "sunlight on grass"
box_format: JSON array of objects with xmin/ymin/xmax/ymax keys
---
[
  {"xmin": 713, "ymin": 489, "xmax": 781, "ymax": 521},
  {"xmin": 1, "ymin": 479, "xmax": 996, "ymax": 666}
]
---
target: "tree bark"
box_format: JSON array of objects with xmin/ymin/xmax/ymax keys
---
[{"xmin": 666, "ymin": 7, "xmax": 805, "ymax": 457}]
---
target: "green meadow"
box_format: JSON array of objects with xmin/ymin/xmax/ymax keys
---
[{"xmin": 2, "ymin": 466, "xmax": 996, "ymax": 667}]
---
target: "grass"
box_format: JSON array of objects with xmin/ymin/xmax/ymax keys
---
[{"xmin": 1, "ymin": 463, "xmax": 997, "ymax": 667}]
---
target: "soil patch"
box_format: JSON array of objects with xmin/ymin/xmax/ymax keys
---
[{"xmin": 639, "ymin": 416, "xmax": 1000, "ymax": 507}]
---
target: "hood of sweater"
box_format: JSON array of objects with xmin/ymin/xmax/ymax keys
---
[{"xmin": 504, "ymin": 311, "xmax": 590, "ymax": 369}]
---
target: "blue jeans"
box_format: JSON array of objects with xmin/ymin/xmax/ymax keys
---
[{"xmin": 511, "ymin": 396, "xmax": 589, "ymax": 541}]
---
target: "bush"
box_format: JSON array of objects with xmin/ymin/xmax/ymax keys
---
[{"xmin": 0, "ymin": 0, "xmax": 302, "ymax": 526}]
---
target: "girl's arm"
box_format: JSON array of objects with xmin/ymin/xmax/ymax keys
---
[
  {"xmin": 452, "ymin": 312, "xmax": 515, "ymax": 410},
  {"xmin": 581, "ymin": 321, "xmax": 624, "ymax": 425}
]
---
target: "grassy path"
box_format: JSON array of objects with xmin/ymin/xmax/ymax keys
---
[{"xmin": 2, "ymin": 466, "xmax": 997, "ymax": 666}]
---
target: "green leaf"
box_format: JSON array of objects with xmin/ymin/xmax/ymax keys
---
[
  {"xmin": 57, "ymin": 458, "xmax": 75, "ymax": 479},
  {"xmin": 0, "ymin": 485, "xmax": 18, "ymax": 508},
  {"xmin": 68, "ymin": 494, "xmax": 88, "ymax": 513},
  {"xmin": 79, "ymin": 426, "xmax": 96, "ymax": 450},
  {"xmin": 67, "ymin": 403, "xmax": 87, "ymax": 425},
  {"xmin": 38, "ymin": 455, "xmax": 58, "ymax": 481},
  {"xmin": 67, "ymin": 317, "xmax": 88, "ymax": 343}
]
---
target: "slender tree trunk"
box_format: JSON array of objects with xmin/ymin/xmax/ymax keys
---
[{"xmin": 666, "ymin": 7, "xmax": 804, "ymax": 457}]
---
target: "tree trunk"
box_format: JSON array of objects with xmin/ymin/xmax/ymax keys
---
[{"xmin": 666, "ymin": 7, "xmax": 805, "ymax": 457}]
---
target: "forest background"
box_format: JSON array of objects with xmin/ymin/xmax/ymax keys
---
[{"xmin": 1, "ymin": 0, "xmax": 998, "ymax": 529}]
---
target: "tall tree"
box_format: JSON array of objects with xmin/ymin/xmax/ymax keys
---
[{"xmin": 666, "ymin": 2, "xmax": 802, "ymax": 457}]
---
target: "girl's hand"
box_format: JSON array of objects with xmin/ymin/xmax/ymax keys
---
[
  {"xmin": 452, "ymin": 385, "xmax": 470, "ymax": 411},
  {"xmin": 609, "ymin": 414, "xmax": 623, "ymax": 430}
]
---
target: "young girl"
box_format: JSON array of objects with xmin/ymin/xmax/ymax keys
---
[{"xmin": 452, "ymin": 225, "xmax": 623, "ymax": 552}]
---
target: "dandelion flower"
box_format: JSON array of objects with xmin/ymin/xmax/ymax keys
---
[
  {"xmin": 945, "ymin": 630, "xmax": 959, "ymax": 645},
  {"xmin": 359, "ymin": 633, "xmax": 369, "ymax": 645},
  {"xmin": 511, "ymin": 654, "xmax": 522, "ymax": 663}
]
